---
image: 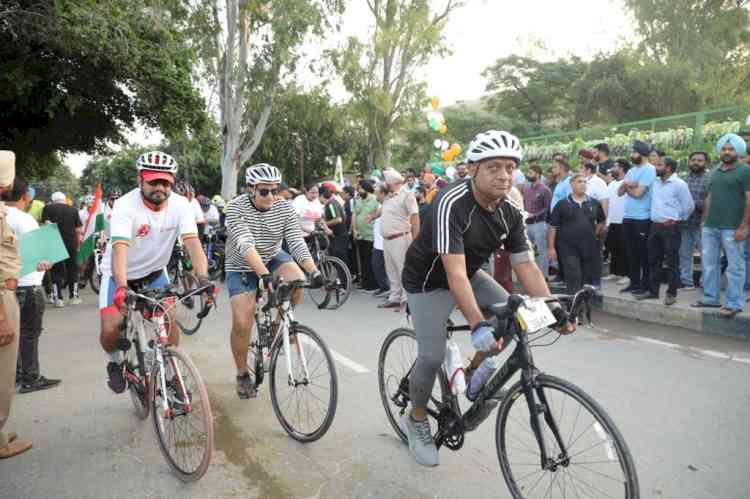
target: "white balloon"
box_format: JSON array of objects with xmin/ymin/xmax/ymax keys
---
[
  {"xmin": 434, "ymin": 139, "xmax": 442, "ymax": 149},
  {"xmin": 445, "ymin": 166, "xmax": 456, "ymax": 179},
  {"xmin": 746, "ymin": 114, "xmax": 750, "ymax": 126},
  {"xmin": 441, "ymin": 140, "xmax": 449, "ymax": 151}
]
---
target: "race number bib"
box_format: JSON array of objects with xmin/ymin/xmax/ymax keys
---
[{"xmin": 516, "ymin": 299, "xmax": 556, "ymax": 332}]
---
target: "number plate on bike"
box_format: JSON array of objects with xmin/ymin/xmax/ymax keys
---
[{"xmin": 516, "ymin": 299, "xmax": 556, "ymax": 332}]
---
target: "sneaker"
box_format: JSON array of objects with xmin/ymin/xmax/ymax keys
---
[
  {"xmin": 601, "ymin": 275, "xmax": 618, "ymax": 281},
  {"xmin": 679, "ymin": 284, "xmax": 695, "ymax": 291},
  {"xmin": 54, "ymin": 299, "xmax": 65, "ymax": 308},
  {"xmin": 615, "ymin": 277, "xmax": 630, "ymax": 285},
  {"xmin": 18, "ymin": 375, "xmax": 62, "ymax": 394},
  {"xmin": 106, "ymin": 362, "xmax": 127, "ymax": 393},
  {"xmin": 664, "ymin": 295, "xmax": 676, "ymax": 306},
  {"xmin": 236, "ymin": 373, "xmax": 258, "ymax": 399},
  {"xmin": 69, "ymin": 296, "xmax": 82, "ymax": 305},
  {"xmin": 374, "ymin": 289, "xmax": 389, "ymax": 298},
  {"xmin": 399, "ymin": 412, "xmax": 439, "ymax": 467}
]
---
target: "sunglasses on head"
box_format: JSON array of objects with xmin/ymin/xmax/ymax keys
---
[
  {"xmin": 145, "ymin": 179, "xmax": 172, "ymax": 187},
  {"xmin": 256, "ymin": 188, "xmax": 279, "ymax": 197}
]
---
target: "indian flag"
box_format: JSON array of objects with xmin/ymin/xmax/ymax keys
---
[{"xmin": 77, "ymin": 184, "xmax": 106, "ymax": 264}]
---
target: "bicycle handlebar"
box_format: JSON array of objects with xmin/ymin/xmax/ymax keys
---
[{"xmin": 127, "ymin": 283, "xmax": 216, "ymax": 314}]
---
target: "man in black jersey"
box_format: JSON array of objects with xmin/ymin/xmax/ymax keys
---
[{"xmin": 399, "ymin": 130, "xmax": 575, "ymax": 467}]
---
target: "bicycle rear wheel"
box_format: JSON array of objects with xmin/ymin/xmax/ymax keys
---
[
  {"xmin": 176, "ymin": 272, "xmax": 204, "ymax": 335},
  {"xmin": 307, "ymin": 256, "xmax": 352, "ymax": 309},
  {"xmin": 150, "ymin": 347, "xmax": 213, "ymax": 482},
  {"xmin": 269, "ymin": 324, "xmax": 337, "ymax": 442},
  {"xmin": 496, "ymin": 374, "xmax": 639, "ymax": 499},
  {"xmin": 89, "ymin": 260, "xmax": 101, "ymax": 294},
  {"xmin": 378, "ymin": 327, "xmax": 449, "ymax": 444}
]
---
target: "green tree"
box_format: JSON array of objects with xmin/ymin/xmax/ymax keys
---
[
  {"xmin": 333, "ymin": 0, "xmax": 462, "ymax": 170},
  {"xmin": 0, "ymin": 0, "xmax": 208, "ymax": 178}
]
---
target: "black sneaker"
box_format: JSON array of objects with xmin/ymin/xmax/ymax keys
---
[
  {"xmin": 107, "ymin": 362, "xmax": 127, "ymax": 393},
  {"xmin": 167, "ymin": 376, "xmax": 192, "ymax": 414},
  {"xmin": 18, "ymin": 375, "xmax": 62, "ymax": 394},
  {"xmin": 236, "ymin": 373, "xmax": 258, "ymax": 399}
]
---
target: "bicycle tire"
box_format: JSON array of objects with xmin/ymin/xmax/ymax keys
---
[
  {"xmin": 176, "ymin": 273, "xmax": 204, "ymax": 335},
  {"xmin": 150, "ymin": 346, "xmax": 214, "ymax": 482},
  {"xmin": 306, "ymin": 256, "xmax": 352, "ymax": 309},
  {"xmin": 496, "ymin": 374, "xmax": 639, "ymax": 499},
  {"xmin": 269, "ymin": 324, "xmax": 338, "ymax": 442},
  {"xmin": 89, "ymin": 263, "xmax": 101, "ymax": 294},
  {"xmin": 125, "ymin": 323, "xmax": 149, "ymax": 420},
  {"xmin": 377, "ymin": 327, "xmax": 449, "ymax": 444}
]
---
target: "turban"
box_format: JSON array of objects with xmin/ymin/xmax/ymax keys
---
[
  {"xmin": 716, "ymin": 133, "xmax": 747, "ymax": 157},
  {"xmin": 0, "ymin": 151, "xmax": 16, "ymax": 188},
  {"xmin": 383, "ymin": 168, "xmax": 403, "ymax": 183},
  {"xmin": 632, "ymin": 140, "xmax": 652, "ymax": 156},
  {"xmin": 577, "ymin": 149, "xmax": 594, "ymax": 160},
  {"xmin": 51, "ymin": 192, "xmax": 66, "ymax": 203}
]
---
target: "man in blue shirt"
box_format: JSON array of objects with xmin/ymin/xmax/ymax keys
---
[
  {"xmin": 550, "ymin": 157, "xmax": 572, "ymax": 210},
  {"xmin": 618, "ymin": 140, "xmax": 657, "ymax": 293},
  {"xmin": 634, "ymin": 158, "xmax": 694, "ymax": 305}
]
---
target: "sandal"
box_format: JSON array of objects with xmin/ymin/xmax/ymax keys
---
[
  {"xmin": 0, "ymin": 438, "xmax": 32, "ymax": 459},
  {"xmin": 719, "ymin": 307, "xmax": 741, "ymax": 319}
]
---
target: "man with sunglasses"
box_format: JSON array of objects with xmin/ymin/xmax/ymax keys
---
[
  {"xmin": 98, "ymin": 151, "xmax": 210, "ymax": 394},
  {"xmin": 224, "ymin": 164, "xmax": 325, "ymax": 399}
]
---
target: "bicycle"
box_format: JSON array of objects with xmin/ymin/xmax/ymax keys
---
[
  {"xmin": 167, "ymin": 243, "xmax": 205, "ymax": 335},
  {"xmin": 81, "ymin": 233, "xmax": 106, "ymax": 294},
  {"xmin": 119, "ymin": 283, "xmax": 215, "ymax": 482},
  {"xmin": 247, "ymin": 277, "xmax": 338, "ymax": 442},
  {"xmin": 203, "ymin": 225, "xmax": 226, "ymax": 282},
  {"xmin": 378, "ymin": 286, "xmax": 639, "ymax": 498},
  {"xmin": 306, "ymin": 229, "xmax": 352, "ymax": 309}
]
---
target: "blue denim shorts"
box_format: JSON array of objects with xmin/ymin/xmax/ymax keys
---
[{"xmin": 226, "ymin": 251, "xmax": 293, "ymax": 298}]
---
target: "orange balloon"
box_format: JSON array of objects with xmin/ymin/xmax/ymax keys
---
[
  {"xmin": 451, "ymin": 143, "xmax": 462, "ymax": 154},
  {"xmin": 439, "ymin": 124, "xmax": 448, "ymax": 134},
  {"xmin": 431, "ymin": 96, "xmax": 440, "ymax": 110},
  {"xmin": 441, "ymin": 150, "xmax": 452, "ymax": 161}
]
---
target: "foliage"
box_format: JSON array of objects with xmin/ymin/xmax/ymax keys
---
[
  {"xmin": 333, "ymin": 0, "xmax": 461, "ymax": 169},
  {"xmin": 26, "ymin": 156, "xmax": 80, "ymax": 202},
  {"xmin": 0, "ymin": 0, "xmax": 208, "ymax": 178}
]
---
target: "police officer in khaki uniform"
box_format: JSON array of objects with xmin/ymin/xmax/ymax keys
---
[{"xmin": 0, "ymin": 150, "xmax": 32, "ymax": 459}]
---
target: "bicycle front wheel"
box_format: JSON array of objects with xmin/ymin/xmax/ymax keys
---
[
  {"xmin": 89, "ymin": 261, "xmax": 101, "ymax": 294},
  {"xmin": 269, "ymin": 324, "xmax": 337, "ymax": 442},
  {"xmin": 176, "ymin": 272, "xmax": 204, "ymax": 335},
  {"xmin": 150, "ymin": 347, "xmax": 214, "ymax": 482},
  {"xmin": 307, "ymin": 256, "xmax": 352, "ymax": 309},
  {"xmin": 496, "ymin": 374, "xmax": 639, "ymax": 499}
]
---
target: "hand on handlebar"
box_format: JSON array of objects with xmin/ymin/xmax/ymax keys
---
[
  {"xmin": 309, "ymin": 270, "xmax": 325, "ymax": 289},
  {"xmin": 548, "ymin": 300, "xmax": 576, "ymax": 334},
  {"xmin": 471, "ymin": 321, "xmax": 503, "ymax": 354}
]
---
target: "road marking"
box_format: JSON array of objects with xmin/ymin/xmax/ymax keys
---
[
  {"xmin": 632, "ymin": 335, "xmax": 750, "ymax": 365},
  {"xmin": 299, "ymin": 336, "xmax": 371, "ymax": 374}
]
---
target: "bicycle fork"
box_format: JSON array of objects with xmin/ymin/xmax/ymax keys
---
[
  {"xmin": 154, "ymin": 315, "xmax": 191, "ymax": 419},
  {"xmin": 281, "ymin": 310, "xmax": 311, "ymax": 386},
  {"xmin": 521, "ymin": 370, "xmax": 570, "ymax": 471}
]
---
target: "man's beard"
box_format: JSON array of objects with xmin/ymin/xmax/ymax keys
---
[
  {"xmin": 721, "ymin": 153, "xmax": 736, "ymax": 164},
  {"xmin": 630, "ymin": 156, "xmax": 643, "ymax": 165},
  {"xmin": 689, "ymin": 163, "xmax": 703, "ymax": 172},
  {"xmin": 143, "ymin": 189, "xmax": 169, "ymax": 205}
]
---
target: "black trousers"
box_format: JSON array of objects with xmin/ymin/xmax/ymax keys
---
[
  {"xmin": 605, "ymin": 224, "xmax": 627, "ymax": 277},
  {"xmin": 647, "ymin": 224, "xmax": 681, "ymax": 297},
  {"xmin": 15, "ymin": 286, "xmax": 45, "ymax": 380},
  {"xmin": 52, "ymin": 243, "xmax": 78, "ymax": 298},
  {"xmin": 622, "ymin": 219, "xmax": 651, "ymax": 289},
  {"xmin": 559, "ymin": 244, "xmax": 597, "ymax": 295},
  {"xmin": 356, "ymin": 239, "xmax": 377, "ymax": 290}
]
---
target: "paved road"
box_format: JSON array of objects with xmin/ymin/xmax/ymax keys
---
[{"xmin": 3, "ymin": 286, "xmax": 750, "ymax": 498}]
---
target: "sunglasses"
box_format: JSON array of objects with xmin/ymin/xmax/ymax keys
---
[
  {"xmin": 256, "ymin": 188, "xmax": 279, "ymax": 197},
  {"xmin": 145, "ymin": 179, "xmax": 172, "ymax": 187}
]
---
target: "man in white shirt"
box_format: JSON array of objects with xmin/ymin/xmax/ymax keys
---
[
  {"xmin": 292, "ymin": 183, "xmax": 323, "ymax": 237},
  {"xmin": 99, "ymin": 152, "xmax": 209, "ymax": 394},
  {"xmin": 603, "ymin": 160, "xmax": 629, "ymax": 283},
  {"xmin": 1, "ymin": 177, "xmax": 59, "ymax": 394}
]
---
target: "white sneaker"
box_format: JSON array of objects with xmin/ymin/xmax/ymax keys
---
[
  {"xmin": 601, "ymin": 275, "xmax": 618, "ymax": 281},
  {"xmin": 54, "ymin": 299, "xmax": 65, "ymax": 308},
  {"xmin": 615, "ymin": 277, "xmax": 630, "ymax": 285},
  {"xmin": 400, "ymin": 412, "xmax": 439, "ymax": 467},
  {"xmin": 70, "ymin": 296, "xmax": 82, "ymax": 305}
]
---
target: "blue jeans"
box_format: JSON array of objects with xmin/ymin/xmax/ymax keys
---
[
  {"xmin": 745, "ymin": 238, "xmax": 750, "ymax": 292},
  {"xmin": 371, "ymin": 248, "xmax": 389, "ymax": 292},
  {"xmin": 700, "ymin": 227, "xmax": 746, "ymax": 310},
  {"xmin": 225, "ymin": 251, "xmax": 293, "ymax": 298},
  {"xmin": 526, "ymin": 221, "xmax": 548, "ymax": 278},
  {"xmin": 679, "ymin": 226, "xmax": 701, "ymax": 287}
]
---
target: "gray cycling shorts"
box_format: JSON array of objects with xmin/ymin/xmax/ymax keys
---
[{"xmin": 407, "ymin": 269, "xmax": 509, "ymax": 409}]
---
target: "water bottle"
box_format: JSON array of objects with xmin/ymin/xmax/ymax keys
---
[
  {"xmin": 467, "ymin": 356, "xmax": 500, "ymax": 401},
  {"xmin": 443, "ymin": 338, "xmax": 467, "ymax": 395}
]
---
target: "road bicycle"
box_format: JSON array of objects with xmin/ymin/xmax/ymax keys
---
[
  {"xmin": 118, "ymin": 283, "xmax": 215, "ymax": 482},
  {"xmin": 167, "ymin": 243, "xmax": 205, "ymax": 335},
  {"xmin": 203, "ymin": 225, "xmax": 226, "ymax": 282},
  {"xmin": 247, "ymin": 277, "xmax": 338, "ymax": 442},
  {"xmin": 80, "ymin": 233, "xmax": 106, "ymax": 294},
  {"xmin": 378, "ymin": 286, "xmax": 639, "ymax": 498},
  {"xmin": 306, "ymin": 229, "xmax": 351, "ymax": 309}
]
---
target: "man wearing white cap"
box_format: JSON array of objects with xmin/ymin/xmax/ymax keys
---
[
  {"xmin": 42, "ymin": 191, "xmax": 83, "ymax": 306},
  {"xmin": 0, "ymin": 150, "xmax": 33, "ymax": 459},
  {"xmin": 375, "ymin": 168, "xmax": 419, "ymax": 309}
]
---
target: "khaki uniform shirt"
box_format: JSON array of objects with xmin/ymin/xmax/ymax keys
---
[
  {"xmin": 380, "ymin": 187, "xmax": 419, "ymax": 238},
  {"xmin": 0, "ymin": 203, "xmax": 21, "ymax": 282}
]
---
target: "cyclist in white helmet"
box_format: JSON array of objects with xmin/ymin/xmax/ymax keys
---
[
  {"xmin": 399, "ymin": 131, "xmax": 576, "ymax": 467},
  {"xmin": 225, "ymin": 163, "xmax": 325, "ymax": 399},
  {"xmin": 99, "ymin": 151, "xmax": 210, "ymax": 394}
]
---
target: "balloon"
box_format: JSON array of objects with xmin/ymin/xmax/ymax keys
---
[
  {"xmin": 440, "ymin": 124, "xmax": 448, "ymax": 134},
  {"xmin": 445, "ymin": 166, "xmax": 456, "ymax": 179},
  {"xmin": 451, "ymin": 143, "xmax": 462, "ymax": 154},
  {"xmin": 433, "ymin": 139, "xmax": 442, "ymax": 149},
  {"xmin": 440, "ymin": 141, "xmax": 449, "ymax": 151},
  {"xmin": 372, "ymin": 169, "xmax": 382, "ymax": 178},
  {"xmin": 432, "ymin": 165, "xmax": 446, "ymax": 175},
  {"xmin": 431, "ymin": 96, "xmax": 440, "ymax": 110},
  {"xmin": 429, "ymin": 118, "xmax": 441, "ymax": 131},
  {"xmin": 441, "ymin": 150, "xmax": 451, "ymax": 161}
]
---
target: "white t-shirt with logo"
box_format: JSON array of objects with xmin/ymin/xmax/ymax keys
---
[
  {"xmin": 292, "ymin": 195, "xmax": 323, "ymax": 233},
  {"xmin": 101, "ymin": 189, "xmax": 198, "ymax": 279},
  {"xmin": 607, "ymin": 179, "xmax": 626, "ymax": 225},
  {"xmin": 6, "ymin": 206, "xmax": 44, "ymax": 286}
]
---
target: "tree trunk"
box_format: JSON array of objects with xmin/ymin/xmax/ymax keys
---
[{"xmin": 221, "ymin": 156, "xmax": 239, "ymax": 200}]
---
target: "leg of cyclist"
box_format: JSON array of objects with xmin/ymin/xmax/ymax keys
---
[
  {"xmin": 276, "ymin": 261, "xmax": 306, "ymax": 305},
  {"xmin": 99, "ymin": 275, "xmax": 127, "ymax": 393},
  {"xmin": 228, "ymin": 271, "xmax": 258, "ymax": 399}
]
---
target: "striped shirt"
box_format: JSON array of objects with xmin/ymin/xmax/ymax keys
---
[{"xmin": 225, "ymin": 194, "xmax": 311, "ymax": 272}]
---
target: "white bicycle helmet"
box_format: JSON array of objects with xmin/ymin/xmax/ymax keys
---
[
  {"xmin": 466, "ymin": 130, "xmax": 523, "ymax": 164},
  {"xmin": 245, "ymin": 163, "xmax": 282, "ymax": 185},
  {"xmin": 136, "ymin": 151, "xmax": 178, "ymax": 174}
]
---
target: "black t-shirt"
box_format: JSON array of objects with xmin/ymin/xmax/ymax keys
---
[
  {"xmin": 597, "ymin": 159, "xmax": 614, "ymax": 176},
  {"xmin": 42, "ymin": 202, "xmax": 82, "ymax": 247},
  {"xmin": 402, "ymin": 180, "xmax": 529, "ymax": 293},
  {"xmin": 548, "ymin": 195, "xmax": 605, "ymax": 257},
  {"xmin": 324, "ymin": 199, "xmax": 347, "ymax": 239}
]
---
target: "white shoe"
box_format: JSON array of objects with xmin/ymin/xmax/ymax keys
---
[
  {"xmin": 69, "ymin": 296, "xmax": 82, "ymax": 305},
  {"xmin": 54, "ymin": 299, "xmax": 65, "ymax": 308},
  {"xmin": 601, "ymin": 275, "xmax": 618, "ymax": 281},
  {"xmin": 615, "ymin": 277, "xmax": 630, "ymax": 285}
]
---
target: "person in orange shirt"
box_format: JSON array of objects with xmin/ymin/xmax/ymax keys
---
[{"xmin": 423, "ymin": 173, "xmax": 437, "ymax": 203}]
